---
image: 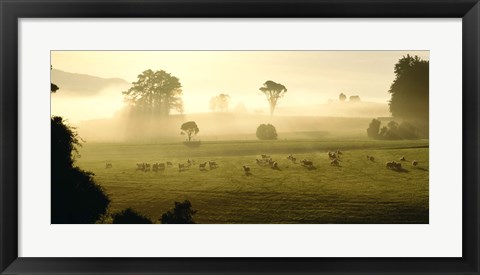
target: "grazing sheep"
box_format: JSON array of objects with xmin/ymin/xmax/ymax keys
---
[
  {"xmin": 400, "ymin": 156, "xmax": 406, "ymax": 161},
  {"xmin": 330, "ymin": 159, "xmax": 340, "ymax": 166},
  {"xmin": 243, "ymin": 165, "xmax": 252, "ymax": 175},
  {"xmin": 158, "ymin": 163, "xmax": 165, "ymax": 171},
  {"xmin": 271, "ymin": 161, "xmax": 279, "ymax": 170},
  {"xmin": 301, "ymin": 159, "xmax": 313, "ymax": 166},
  {"xmin": 386, "ymin": 161, "xmax": 402, "ymax": 170},
  {"xmin": 199, "ymin": 162, "xmax": 208, "ymax": 171},
  {"xmin": 209, "ymin": 161, "xmax": 218, "ymax": 169},
  {"xmin": 178, "ymin": 163, "xmax": 186, "ymax": 172},
  {"xmin": 328, "ymin": 151, "xmax": 337, "ymax": 160},
  {"xmin": 369, "ymin": 156, "xmax": 375, "ymax": 162},
  {"xmin": 166, "ymin": 161, "xmax": 173, "ymax": 167},
  {"xmin": 105, "ymin": 163, "xmax": 112, "ymax": 168},
  {"xmin": 336, "ymin": 149, "xmax": 343, "ymax": 155},
  {"xmin": 412, "ymin": 160, "xmax": 418, "ymax": 166},
  {"xmin": 261, "ymin": 154, "xmax": 271, "ymax": 159},
  {"xmin": 136, "ymin": 163, "xmax": 145, "ymax": 171},
  {"xmin": 152, "ymin": 163, "xmax": 159, "ymax": 172}
]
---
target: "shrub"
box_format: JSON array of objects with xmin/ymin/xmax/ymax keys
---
[
  {"xmin": 51, "ymin": 116, "xmax": 110, "ymax": 224},
  {"xmin": 160, "ymin": 200, "xmax": 197, "ymax": 224},
  {"xmin": 112, "ymin": 208, "xmax": 153, "ymax": 224},
  {"xmin": 366, "ymin": 119, "xmax": 381, "ymax": 139},
  {"xmin": 256, "ymin": 124, "xmax": 278, "ymax": 140}
]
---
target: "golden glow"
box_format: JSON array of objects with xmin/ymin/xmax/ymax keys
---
[{"xmin": 51, "ymin": 51, "xmax": 429, "ymax": 123}]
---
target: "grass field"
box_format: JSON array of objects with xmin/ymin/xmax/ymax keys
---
[{"xmin": 76, "ymin": 138, "xmax": 429, "ymax": 224}]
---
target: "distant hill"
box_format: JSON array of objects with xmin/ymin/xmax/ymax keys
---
[{"xmin": 51, "ymin": 69, "xmax": 130, "ymax": 96}]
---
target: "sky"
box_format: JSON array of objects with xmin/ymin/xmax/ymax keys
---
[{"xmin": 51, "ymin": 51, "xmax": 429, "ymax": 121}]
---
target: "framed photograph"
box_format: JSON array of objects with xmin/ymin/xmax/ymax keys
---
[{"xmin": 1, "ymin": 0, "xmax": 479, "ymax": 274}]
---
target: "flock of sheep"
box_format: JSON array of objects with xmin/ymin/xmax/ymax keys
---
[
  {"xmin": 130, "ymin": 159, "xmax": 219, "ymax": 172},
  {"xmin": 105, "ymin": 149, "xmax": 420, "ymax": 175}
]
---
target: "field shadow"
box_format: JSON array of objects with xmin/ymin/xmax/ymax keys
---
[
  {"xmin": 391, "ymin": 168, "xmax": 409, "ymax": 173},
  {"xmin": 303, "ymin": 165, "xmax": 317, "ymax": 170},
  {"xmin": 415, "ymin": 167, "xmax": 428, "ymax": 172}
]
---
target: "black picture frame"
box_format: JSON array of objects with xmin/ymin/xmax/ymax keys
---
[{"xmin": 1, "ymin": 0, "xmax": 479, "ymax": 274}]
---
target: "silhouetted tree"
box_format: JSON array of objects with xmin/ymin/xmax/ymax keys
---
[
  {"xmin": 160, "ymin": 200, "xmax": 197, "ymax": 224},
  {"xmin": 339, "ymin": 93, "xmax": 346, "ymax": 102},
  {"xmin": 123, "ymin": 69, "xmax": 183, "ymax": 117},
  {"xmin": 209, "ymin": 93, "xmax": 230, "ymax": 112},
  {"xmin": 259, "ymin": 80, "xmax": 287, "ymax": 116},
  {"xmin": 256, "ymin": 124, "xmax": 278, "ymax": 140},
  {"xmin": 51, "ymin": 116, "xmax": 110, "ymax": 223},
  {"xmin": 112, "ymin": 208, "xmax": 153, "ymax": 224},
  {"xmin": 181, "ymin": 121, "xmax": 199, "ymax": 142},
  {"xmin": 367, "ymin": 119, "xmax": 381, "ymax": 139},
  {"xmin": 388, "ymin": 55, "xmax": 429, "ymax": 126}
]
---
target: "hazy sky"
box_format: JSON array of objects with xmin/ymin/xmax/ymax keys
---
[{"xmin": 51, "ymin": 51, "xmax": 429, "ymax": 120}]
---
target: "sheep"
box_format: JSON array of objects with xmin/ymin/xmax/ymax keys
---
[
  {"xmin": 412, "ymin": 160, "xmax": 418, "ymax": 166},
  {"xmin": 243, "ymin": 165, "xmax": 252, "ymax": 176},
  {"xmin": 209, "ymin": 161, "xmax": 218, "ymax": 169},
  {"xmin": 166, "ymin": 161, "xmax": 173, "ymax": 167},
  {"xmin": 386, "ymin": 161, "xmax": 402, "ymax": 170},
  {"xmin": 301, "ymin": 159, "xmax": 313, "ymax": 166},
  {"xmin": 199, "ymin": 162, "xmax": 208, "ymax": 171},
  {"xmin": 330, "ymin": 159, "xmax": 340, "ymax": 166},
  {"xmin": 369, "ymin": 156, "xmax": 375, "ymax": 162},
  {"xmin": 105, "ymin": 163, "xmax": 112, "ymax": 168},
  {"xmin": 178, "ymin": 163, "xmax": 186, "ymax": 172},
  {"xmin": 152, "ymin": 163, "xmax": 159, "ymax": 172},
  {"xmin": 328, "ymin": 151, "xmax": 337, "ymax": 160},
  {"xmin": 261, "ymin": 154, "xmax": 270, "ymax": 159},
  {"xmin": 400, "ymin": 156, "xmax": 406, "ymax": 161},
  {"xmin": 271, "ymin": 161, "xmax": 279, "ymax": 170},
  {"xmin": 136, "ymin": 163, "xmax": 145, "ymax": 171},
  {"xmin": 336, "ymin": 149, "xmax": 343, "ymax": 155},
  {"xmin": 287, "ymin": 155, "xmax": 297, "ymax": 163},
  {"xmin": 158, "ymin": 163, "xmax": 165, "ymax": 171}
]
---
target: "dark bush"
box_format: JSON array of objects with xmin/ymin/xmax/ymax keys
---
[
  {"xmin": 112, "ymin": 208, "xmax": 153, "ymax": 224},
  {"xmin": 366, "ymin": 119, "xmax": 381, "ymax": 139},
  {"xmin": 398, "ymin": 121, "xmax": 418, "ymax": 139},
  {"xmin": 160, "ymin": 200, "xmax": 197, "ymax": 224},
  {"xmin": 256, "ymin": 124, "xmax": 278, "ymax": 140},
  {"xmin": 51, "ymin": 116, "xmax": 110, "ymax": 224}
]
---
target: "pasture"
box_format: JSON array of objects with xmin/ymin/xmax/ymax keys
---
[{"xmin": 76, "ymin": 139, "xmax": 429, "ymax": 224}]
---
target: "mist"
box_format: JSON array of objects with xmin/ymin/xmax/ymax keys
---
[{"xmin": 51, "ymin": 51, "xmax": 428, "ymax": 142}]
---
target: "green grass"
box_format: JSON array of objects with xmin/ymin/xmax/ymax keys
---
[{"xmin": 76, "ymin": 139, "xmax": 429, "ymax": 224}]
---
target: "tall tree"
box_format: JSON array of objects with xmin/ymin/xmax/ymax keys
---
[
  {"xmin": 123, "ymin": 69, "xmax": 184, "ymax": 117},
  {"xmin": 259, "ymin": 80, "xmax": 287, "ymax": 116},
  {"xmin": 209, "ymin": 93, "xmax": 230, "ymax": 112},
  {"xmin": 388, "ymin": 55, "xmax": 429, "ymax": 124},
  {"xmin": 339, "ymin": 93, "xmax": 346, "ymax": 102}
]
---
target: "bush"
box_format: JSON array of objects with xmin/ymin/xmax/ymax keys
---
[
  {"xmin": 256, "ymin": 124, "xmax": 278, "ymax": 140},
  {"xmin": 51, "ymin": 116, "xmax": 110, "ymax": 224},
  {"xmin": 366, "ymin": 119, "xmax": 381, "ymax": 139},
  {"xmin": 160, "ymin": 200, "xmax": 197, "ymax": 224},
  {"xmin": 112, "ymin": 208, "xmax": 153, "ymax": 224}
]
